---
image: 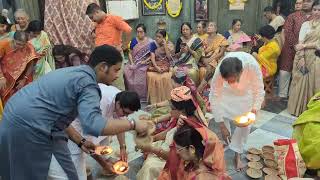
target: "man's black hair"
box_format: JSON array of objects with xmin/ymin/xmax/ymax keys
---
[
  {"xmin": 219, "ymin": 57, "xmax": 243, "ymax": 79},
  {"xmin": 86, "ymin": 3, "xmax": 101, "ymax": 15},
  {"xmin": 259, "ymin": 25, "xmax": 276, "ymax": 39},
  {"xmin": 115, "ymin": 91, "xmax": 141, "ymax": 111},
  {"xmin": 88, "ymin": 45, "xmax": 123, "ymax": 68},
  {"xmin": 264, "ymin": 6, "xmax": 275, "ymax": 13},
  {"xmin": 26, "ymin": 20, "xmax": 43, "ymax": 32}
]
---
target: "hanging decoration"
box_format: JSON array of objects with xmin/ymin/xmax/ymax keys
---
[
  {"xmin": 144, "ymin": 0, "xmax": 163, "ymax": 10},
  {"xmin": 166, "ymin": 0, "xmax": 182, "ymax": 18},
  {"xmin": 228, "ymin": 0, "xmax": 248, "ymax": 4}
]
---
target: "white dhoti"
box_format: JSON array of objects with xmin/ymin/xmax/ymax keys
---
[
  {"xmin": 210, "ymin": 52, "xmax": 265, "ymax": 154},
  {"xmin": 218, "ymin": 88, "xmax": 254, "ymax": 154}
]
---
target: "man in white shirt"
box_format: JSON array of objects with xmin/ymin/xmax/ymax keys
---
[
  {"xmin": 210, "ymin": 52, "xmax": 265, "ymax": 171},
  {"xmin": 264, "ymin": 6, "xmax": 285, "ymax": 32},
  {"xmin": 1, "ymin": 9, "xmax": 11, "ymax": 24},
  {"xmin": 48, "ymin": 84, "xmax": 140, "ymax": 179}
]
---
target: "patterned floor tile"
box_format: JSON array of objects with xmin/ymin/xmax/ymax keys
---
[
  {"xmin": 262, "ymin": 99, "xmax": 287, "ymax": 114},
  {"xmin": 253, "ymin": 110, "xmax": 278, "ymax": 128},
  {"xmin": 279, "ymin": 109, "xmax": 298, "ymax": 119},
  {"xmin": 260, "ymin": 115, "xmax": 294, "ymax": 138}
]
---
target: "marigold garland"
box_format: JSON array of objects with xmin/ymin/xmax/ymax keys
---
[
  {"xmin": 166, "ymin": 1, "xmax": 182, "ymax": 18},
  {"xmin": 144, "ymin": 0, "xmax": 163, "ymax": 10}
]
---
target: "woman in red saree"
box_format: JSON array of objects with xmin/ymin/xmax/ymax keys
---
[
  {"xmin": 157, "ymin": 86, "xmax": 230, "ymax": 180},
  {"xmin": 0, "ymin": 31, "xmax": 38, "ymax": 103}
]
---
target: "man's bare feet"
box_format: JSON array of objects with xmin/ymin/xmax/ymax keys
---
[{"xmin": 234, "ymin": 153, "xmax": 246, "ymax": 171}]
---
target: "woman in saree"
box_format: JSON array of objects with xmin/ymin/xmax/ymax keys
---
[
  {"xmin": 136, "ymin": 86, "xmax": 211, "ymax": 180},
  {"xmin": 252, "ymin": 25, "xmax": 281, "ymax": 78},
  {"xmin": 145, "ymin": 71, "xmax": 208, "ymax": 133},
  {"xmin": 288, "ymin": 2, "xmax": 320, "ymax": 116},
  {"xmin": 293, "ymin": 91, "xmax": 320, "ymax": 171},
  {"xmin": 147, "ymin": 29, "xmax": 175, "ymax": 104},
  {"xmin": 26, "ymin": 20, "xmax": 55, "ymax": 79},
  {"xmin": 223, "ymin": 19, "xmax": 251, "ymax": 52},
  {"xmin": 10, "ymin": 9, "xmax": 29, "ymax": 32},
  {"xmin": 0, "ymin": 15, "xmax": 11, "ymax": 40},
  {"xmin": 174, "ymin": 22, "xmax": 203, "ymax": 85},
  {"xmin": 0, "ymin": 31, "xmax": 38, "ymax": 104},
  {"xmin": 198, "ymin": 22, "xmax": 228, "ymax": 107},
  {"xmin": 194, "ymin": 21, "xmax": 208, "ymax": 41},
  {"xmin": 124, "ymin": 24, "xmax": 155, "ymax": 101}
]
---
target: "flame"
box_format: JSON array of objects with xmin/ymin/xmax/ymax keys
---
[{"xmin": 239, "ymin": 116, "xmax": 249, "ymax": 123}]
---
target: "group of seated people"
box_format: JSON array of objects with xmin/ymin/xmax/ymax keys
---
[{"xmin": 123, "ymin": 19, "xmax": 282, "ymax": 112}]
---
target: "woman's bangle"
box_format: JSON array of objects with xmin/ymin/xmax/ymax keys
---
[
  {"xmin": 120, "ymin": 144, "xmax": 126, "ymax": 149},
  {"xmin": 24, "ymin": 75, "xmax": 29, "ymax": 80},
  {"xmin": 129, "ymin": 120, "xmax": 136, "ymax": 130}
]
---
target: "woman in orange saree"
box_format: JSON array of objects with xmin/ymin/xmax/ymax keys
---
[{"xmin": 0, "ymin": 31, "xmax": 38, "ymax": 104}]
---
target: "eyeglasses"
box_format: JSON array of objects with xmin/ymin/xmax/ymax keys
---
[{"xmin": 176, "ymin": 146, "xmax": 188, "ymax": 152}]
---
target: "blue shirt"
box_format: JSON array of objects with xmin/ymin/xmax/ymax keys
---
[{"xmin": 3, "ymin": 65, "xmax": 106, "ymax": 137}]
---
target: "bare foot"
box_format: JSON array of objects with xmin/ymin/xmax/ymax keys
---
[{"xmin": 234, "ymin": 154, "xmax": 246, "ymax": 171}]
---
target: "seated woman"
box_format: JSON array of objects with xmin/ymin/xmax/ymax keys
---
[
  {"xmin": 252, "ymin": 25, "xmax": 280, "ymax": 78},
  {"xmin": 26, "ymin": 20, "xmax": 55, "ymax": 79},
  {"xmin": 124, "ymin": 24, "xmax": 155, "ymax": 102},
  {"xmin": 293, "ymin": 92, "xmax": 320, "ymax": 171},
  {"xmin": 10, "ymin": 9, "xmax": 29, "ymax": 32},
  {"xmin": 0, "ymin": 31, "xmax": 38, "ymax": 104},
  {"xmin": 146, "ymin": 71, "xmax": 208, "ymax": 135},
  {"xmin": 194, "ymin": 21, "xmax": 208, "ymax": 41},
  {"xmin": 174, "ymin": 22, "xmax": 203, "ymax": 85},
  {"xmin": 147, "ymin": 29, "xmax": 175, "ymax": 104},
  {"xmin": 53, "ymin": 45, "xmax": 87, "ymax": 69},
  {"xmin": 224, "ymin": 19, "xmax": 251, "ymax": 52},
  {"xmin": 136, "ymin": 86, "xmax": 209, "ymax": 180},
  {"xmin": 198, "ymin": 22, "xmax": 228, "ymax": 105}
]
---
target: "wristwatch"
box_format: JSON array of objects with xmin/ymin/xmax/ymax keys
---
[{"xmin": 78, "ymin": 138, "xmax": 86, "ymax": 148}]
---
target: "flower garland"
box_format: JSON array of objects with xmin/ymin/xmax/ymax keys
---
[
  {"xmin": 144, "ymin": 0, "xmax": 163, "ymax": 10},
  {"xmin": 228, "ymin": 0, "xmax": 248, "ymax": 4},
  {"xmin": 166, "ymin": 1, "xmax": 182, "ymax": 18}
]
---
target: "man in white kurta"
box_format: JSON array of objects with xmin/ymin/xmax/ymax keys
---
[
  {"xmin": 209, "ymin": 52, "xmax": 265, "ymax": 170},
  {"xmin": 48, "ymin": 84, "xmax": 132, "ymax": 179}
]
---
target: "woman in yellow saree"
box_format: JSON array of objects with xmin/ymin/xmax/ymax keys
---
[
  {"xmin": 252, "ymin": 25, "xmax": 281, "ymax": 78},
  {"xmin": 293, "ymin": 91, "xmax": 320, "ymax": 170},
  {"xmin": 26, "ymin": 20, "xmax": 55, "ymax": 79},
  {"xmin": 199, "ymin": 22, "xmax": 228, "ymax": 82}
]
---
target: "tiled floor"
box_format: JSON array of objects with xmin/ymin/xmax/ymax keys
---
[{"xmin": 88, "ymin": 99, "xmax": 313, "ymax": 180}]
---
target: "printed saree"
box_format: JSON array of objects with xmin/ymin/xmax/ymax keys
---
[
  {"xmin": 0, "ymin": 42, "xmax": 38, "ymax": 103},
  {"xmin": 158, "ymin": 117, "xmax": 230, "ymax": 180},
  {"xmin": 288, "ymin": 21, "xmax": 320, "ymax": 116},
  {"xmin": 173, "ymin": 37, "xmax": 203, "ymax": 85},
  {"xmin": 30, "ymin": 31, "xmax": 55, "ymax": 80},
  {"xmin": 124, "ymin": 37, "xmax": 153, "ymax": 101}
]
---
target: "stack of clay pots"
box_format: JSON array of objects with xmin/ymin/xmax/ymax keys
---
[{"xmin": 246, "ymin": 145, "xmax": 281, "ymax": 180}]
